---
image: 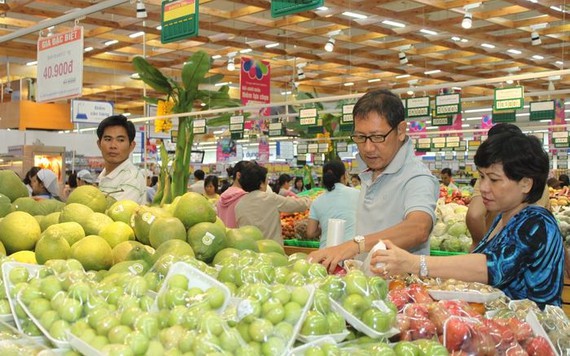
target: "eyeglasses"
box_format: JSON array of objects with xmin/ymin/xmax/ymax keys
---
[{"xmin": 350, "ymin": 127, "xmax": 395, "ymax": 144}]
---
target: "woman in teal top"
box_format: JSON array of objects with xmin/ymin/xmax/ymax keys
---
[{"xmin": 306, "ymin": 160, "xmax": 360, "ymax": 248}]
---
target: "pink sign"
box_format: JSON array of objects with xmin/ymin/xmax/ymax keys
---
[
  {"xmin": 216, "ymin": 138, "xmax": 237, "ymax": 162},
  {"xmin": 240, "ymin": 57, "xmax": 270, "ymax": 106},
  {"xmin": 258, "ymin": 136, "xmax": 270, "ymax": 163}
]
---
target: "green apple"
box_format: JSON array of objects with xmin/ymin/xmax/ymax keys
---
[
  {"xmin": 261, "ymin": 336, "xmax": 286, "ymax": 356},
  {"xmin": 164, "ymin": 287, "xmax": 188, "ymax": 308},
  {"xmin": 100, "ymin": 344, "xmax": 133, "ymax": 356},
  {"xmin": 158, "ymin": 325, "xmax": 185, "ymax": 350},
  {"xmin": 313, "ymin": 289, "xmax": 331, "ymax": 314},
  {"xmin": 144, "ymin": 272, "xmax": 159, "ymax": 292},
  {"xmin": 177, "ymin": 330, "xmax": 196, "ymax": 353},
  {"xmin": 200, "ymin": 311, "xmax": 224, "ymax": 336},
  {"xmin": 0, "ymin": 300, "xmax": 11, "ymax": 314},
  {"xmin": 49, "ymin": 319, "xmax": 70, "ymax": 340},
  {"xmin": 344, "ymin": 271, "xmax": 369, "ymax": 297},
  {"xmin": 249, "ymin": 283, "xmax": 271, "ymax": 303},
  {"xmin": 393, "ymin": 341, "xmax": 421, "ymax": 356},
  {"xmin": 274, "ymin": 321, "xmax": 294, "ymax": 340},
  {"xmin": 20, "ymin": 285, "xmax": 42, "ymax": 305},
  {"xmin": 305, "ymin": 346, "xmax": 326, "ymax": 356},
  {"xmin": 292, "ymin": 259, "xmax": 311, "ymax": 276},
  {"xmin": 261, "ymin": 298, "xmax": 285, "ymax": 325},
  {"xmin": 369, "ymin": 276, "xmax": 388, "ymax": 300},
  {"xmin": 290, "ymin": 286, "xmax": 310, "ymax": 306},
  {"xmin": 133, "ymin": 313, "xmax": 159, "ymax": 339},
  {"xmin": 57, "ymin": 297, "xmax": 83, "ymax": 323},
  {"xmin": 259, "ymin": 264, "xmax": 276, "ymax": 284},
  {"xmin": 125, "ymin": 331, "xmax": 150, "ymax": 355},
  {"xmin": 240, "ymin": 298, "xmax": 261, "ymax": 323},
  {"xmin": 327, "ymin": 312, "xmax": 346, "ymax": 333},
  {"xmin": 218, "ymin": 265, "xmax": 237, "ymax": 284},
  {"xmin": 283, "ymin": 301, "xmax": 303, "ymax": 324},
  {"xmin": 68, "ymin": 281, "xmax": 91, "ymax": 302},
  {"xmin": 307, "ymin": 263, "xmax": 328, "ymax": 279},
  {"xmin": 206, "ymin": 287, "xmax": 225, "ymax": 310},
  {"xmin": 248, "ymin": 318, "xmax": 273, "ymax": 342},
  {"xmin": 274, "ymin": 266, "xmax": 290, "ymax": 284},
  {"xmin": 28, "ymin": 297, "xmax": 51, "ymax": 318},
  {"xmin": 368, "ymin": 342, "xmax": 397, "ymax": 355},
  {"xmin": 167, "ymin": 305, "xmax": 187, "ymax": 327},
  {"xmin": 39, "ymin": 275, "xmax": 62, "ymax": 300},
  {"xmin": 236, "ymin": 321, "xmax": 251, "ymax": 342},
  {"xmin": 342, "ymin": 293, "xmax": 370, "ymax": 319},
  {"xmin": 8, "ymin": 267, "xmax": 29, "ymax": 285},
  {"xmin": 320, "ymin": 275, "xmax": 345, "ymax": 300},
  {"xmin": 192, "ymin": 333, "xmax": 220, "ymax": 355},
  {"xmin": 79, "ymin": 328, "xmax": 97, "ymax": 343},
  {"xmin": 21, "ymin": 319, "xmax": 42, "ymax": 336},
  {"xmin": 285, "ymin": 272, "xmax": 306, "ymax": 286},
  {"xmin": 167, "ymin": 274, "xmax": 189, "ymax": 290},
  {"xmin": 95, "ymin": 314, "xmax": 120, "ymax": 336},
  {"xmin": 301, "ymin": 310, "xmax": 329, "ymax": 336},
  {"xmin": 108, "ymin": 324, "xmax": 132, "ymax": 344},
  {"xmin": 90, "ymin": 335, "xmax": 110, "ymax": 350},
  {"xmin": 219, "ymin": 328, "xmax": 242, "ymax": 352},
  {"xmin": 270, "ymin": 284, "xmax": 291, "ymax": 305},
  {"xmin": 124, "ymin": 276, "xmax": 148, "ymax": 297},
  {"xmin": 361, "ymin": 307, "xmax": 395, "ymax": 333}
]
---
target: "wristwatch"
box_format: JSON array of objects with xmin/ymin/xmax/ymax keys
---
[
  {"xmin": 353, "ymin": 235, "xmax": 365, "ymax": 254},
  {"xmin": 419, "ymin": 255, "xmax": 429, "ymax": 278}
]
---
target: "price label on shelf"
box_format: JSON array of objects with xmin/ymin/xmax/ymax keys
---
[{"xmin": 36, "ymin": 27, "xmax": 84, "ymax": 102}]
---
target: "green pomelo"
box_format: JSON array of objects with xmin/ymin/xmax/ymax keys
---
[
  {"xmin": 70, "ymin": 235, "xmax": 113, "ymax": 271},
  {"xmin": 226, "ymin": 229, "xmax": 259, "ymax": 252},
  {"xmin": 35, "ymin": 232, "xmax": 71, "ymax": 264},
  {"xmin": 0, "ymin": 211, "xmax": 41, "ymax": 254},
  {"xmin": 66, "ymin": 185, "xmax": 108, "ymax": 213},
  {"xmin": 34, "ymin": 215, "xmax": 44, "ymax": 227},
  {"xmin": 214, "ymin": 217, "xmax": 226, "ymax": 231},
  {"xmin": 12, "ymin": 197, "xmax": 40, "ymax": 216},
  {"xmin": 173, "ymin": 192, "xmax": 216, "ymax": 229},
  {"xmin": 83, "ymin": 212, "xmax": 114, "ymax": 236},
  {"xmin": 106, "ymin": 200, "xmax": 140, "ymax": 224},
  {"xmin": 99, "ymin": 221, "xmax": 135, "ymax": 248},
  {"xmin": 152, "ymin": 239, "xmax": 194, "ymax": 263},
  {"xmin": 187, "ymin": 222, "xmax": 227, "ymax": 263},
  {"xmin": 59, "ymin": 203, "xmax": 95, "ymax": 231},
  {"xmin": 36, "ymin": 199, "xmax": 65, "ymax": 215},
  {"xmin": 238, "ymin": 225, "xmax": 265, "ymax": 241},
  {"xmin": 0, "ymin": 170, "xmax": 29, "ymax": 202},
  {"xmin": 9, "ymin": 250, "xmax": 36, "ymax": 264},
  {"xmin": 257, "ymin": 239, "xmax": 285, "ymax": 255},
  {"xmin": 112, "ymin": 240, "xmax": 146, "ymax": 264},
  {"xmin": 43, "ymin": 222, "xmax": 85, "ymax": 246},
  {"xmin": 40, "ymin": 212, "xmax": 61, "ymax": 231},
  {"xmin": 212, "ymin": 247, "xmax": 241, "ymax": 266},
  {"xmin": 149, "ymin": 217, "xmax": 187, "ymax": 249},
  {"xmin": 0, "ymin": 241, "xmax": 5, "ymax": 256},
  {"xmin": 0, "ymin": 193, "xmax": 14, "ymax": 218},
  {"xmin": 105, "ymin": 195, "xmax": 117, "ymax": 210},
  {"xmin": 132, "ymin": 206, "xmax": 170, "ymax": 245},
  {"xmin": 108, "ymin": 260, "xmax": 150, "ymax": 276},
  {"xmin": 266, "ymin": 252, "xmax": 289, "ymax": 267}
]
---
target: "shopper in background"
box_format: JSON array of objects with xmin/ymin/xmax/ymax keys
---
[
  {"xmin": 309, "ymin": 89, "xmax": 439, "ymax": 272},
  {"xmin": 146, "ymin": 176, "xmax": 158, "ymax": 204},
  {"xmin": 61, "ymin": 171, "xmax": 78, "ymax": 201},
  {"xmin": 203, "ymin": 175, "xmax": 220, "ymax": 205},
  {"xmin": 291, "ymin": 176, "xmax": 305, "ymax": 194},
  {"xmin": 30, "ymin": 169, "xmax": 61, "ymax": 201},
  {"xmin": 77, "ymin": 169, "xmax": 95, "ymax": 186},
  {"xmin": 547, "ymin": 177, "xmax": 562, "ymax": 189},
  {"xmin": 23, "ymin": 166, "xmax": 41, "ymax": 196},
  {"xmin": 96, "ymin": 114, "xmax": 146, "ymax": 204},
  {"xmin": 236, "ymin": 163, "xmax": 311, "ymax": 243},
  {"xmin": 371, "ymin": 133, "xmax": 564, "ymax": 309},
  {"xmin": 306, "ymin": 160, "xmax": 360, "ymax": 248},
  {"xmin": 558, "ymin": 174, "xmax": 569, "ymax": 188},
  {"xmin": 272, "ymin": 173, "xmax": 296, "ymax": 197},
  {"xmin": 440, "ymin": 167, "xmax": 459, "ymax": 192},
  {"xmin": 350, "ymin": 174, "xmax": 361, "ymax": 188},
  {"xmin": 217, "ymin": 160, "xmax": 253, "ymax": 228},
  {"xmin": 189, "ymin": 169, "xmax": 205, "ymax": 194}
]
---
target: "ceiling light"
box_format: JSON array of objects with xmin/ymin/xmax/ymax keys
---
[
  {"xmin": 265, "ymin": 43, "xmax": 280, "ymax": 48},
  {"xmin": 531, "ymin": 31, "xmax": 541, "ymax": 46},
  {"xmin": 26, "ymin": 61, "xmax": 37, "ymax": 66},
  {"xmin": 398, "ymin": 52, "xmax": 408, "ymax": 65},
  {"xmin": 214, "ymin": 81, "xmax": 231, "ymax": 87},
  {"xmin": 342, "ymin": 11, "xmax": 367, "ymax": 20},
  {"xmin": 240, "ymin": 48, "xmax": 252, "ymax": 54},
  {"xmin": 211, "ymin": 54, "xmax": 222, "ymax": 59},
  {"xmin": 462, "ymin": 124, "xmax": 470, "ymax": 128},
  {"xmin": 156, "ymin": 25, "xmax": 162, "ymax": 30},
  {"xmin": 130, "ymin": 73, "xmax": 140, "ymax": 79},
  {"xmin": 281, "ymin": 91, "xmax": 292, "ymax": 95},
  {"xmin": 532, "ymin": 55, "xmax": 544, "ymax": 60},
  {"xmin": 84, "ymin": 47, "xmax": 93, "ymax": 52},
  {"xmin": 136, "ymin": 0, "xmax": 147, "ymax": 19},
  {"xmin": 424, "ymin": 69, "xmax": 441, "ymax": 75},
  {"xmin": 550, "ymin": 5, "xmax": 563, "ymax": 12},
  {"xmin": 104, "ymin": 40, "xmax": 118, "ymax": 46},
  {"xmin": 123, "ymin": 112, "xmax": 131, "ymax": 117},
  {"xmin": 556, "ymin": 61, "xmax": 563, "ymax": 65},
  {"xmin": 548, "ymin": 81, "xmax": 555, "ymax": 91},
  {"xmin": 297, "ymin": 65, "xmax": 305, "ymax": 80},
  {"xmin": 462, "ymin": 12, "xmax": 473, "ymax": 29},
  {"xmin": 129, "ymin": 31, "xmax": 145, "ymax": 38},
  {"xmin": 481, "ymin": 43, "xmax": 495, "ymax": 49},
  {"xmin": 227, "ymin": 55, "xmax": 236, "ymax": 71},
  {"xmin": 324, "ymin": 37, "xmax": 335, "ymax": 52},
  {"xmin": 460, "ymin": 38, "xmax": 468, "ymax": 42},
  {"xmin": 407, "ymin": 89, "xmax": 414, "ymax": 95},
  {"xmin": 507, "ymin": 49, "xmax": 522, "ymax": 54},
  {"xmin": 317, "ymin": 6, "xmax": 328, "ymax": 11},
  {"xmin": 420, "ymin": 29, "xmax": 438, "ymax": 35},
  {"xmin": 396, "ymin": 74, "xmax": 410, "ymax": 79},
  {"xmin": 368, "ymin": 78, "xmax": 381, "ymax": 83},
  {"xmin": 506, "ymin": 74, "xmax": 514, "ymax": 85},
  {"xmin": 382, "ymin": 20, "xmax": 406, "ymax": 28},
  {"xmin": 451, "ymin": 36, "xmax": 461, "ymax": 41}
]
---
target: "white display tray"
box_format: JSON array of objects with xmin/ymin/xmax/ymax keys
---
[
  {"xmin": 297, "ymin": 330, "xmax": 350, "ymax": 344},
  {"xmin": 428, "ymin": 289, "xmax": 504, "ymax": 303},
  {"xmin": 329, "ymin": 298, "xmax": 399, "ymax": 339}
]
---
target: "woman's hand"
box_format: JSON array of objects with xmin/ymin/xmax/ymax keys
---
[
  {"xmin": 369, "ymin": 240, "xmax": 417, "ymax": 277},
  {"xmin": 308, "ymin": 242, "xmax": 358, "ymax": 273}
]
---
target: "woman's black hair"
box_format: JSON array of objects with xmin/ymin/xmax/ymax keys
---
[
  {"xmin": 68, "ymin": 172, "xmax": 78, "ymax": 189},
  {"xmin": 227, "ymin": 160, "xmax": 250, "ymax": 180},
  {"xmin": 322, "ymin": 160, "xmax": 346, "ymax": 192},
  {"xmin": 23, "ymin": 166, "xmax": 41, "ymax": 185},
  {"xmin": 293, "ymin": 176, "xmax": 304, "ymax": 190},
  {"xmin": 239, "ymin": 164, "xmax": 268, "ymax": 192},
  {"xmin": 204, "ymin": 175, "xmax": 219, "ymax": 192},
  {"xmin": 474, "ymin": 133, "xmax": 548, "ymax": 204},
  {"xmin": 272, "ymin": 173, "xmax": 292, "ymax": 193},
  {"xmin": 558, "ymin": 174, "xmax": 569, "ymax": 187}
]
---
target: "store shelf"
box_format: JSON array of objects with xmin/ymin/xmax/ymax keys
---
[{"xmin": 284, "ymin": 246, "xmax": 317, "ymax": 256}]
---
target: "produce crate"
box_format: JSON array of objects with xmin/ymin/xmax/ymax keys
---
[{"xmin": 430, "ymin": 249, "xmax": 468, "ymax": 256}]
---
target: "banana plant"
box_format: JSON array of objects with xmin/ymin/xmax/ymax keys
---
[{"xmin": 132, "ymin": 51, "xmax": 242, "ymax": 203}]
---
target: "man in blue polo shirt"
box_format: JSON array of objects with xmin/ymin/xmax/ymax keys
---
[{"xmin": 309, "ymin": 89, "xmax": 439, "ymax": 273}]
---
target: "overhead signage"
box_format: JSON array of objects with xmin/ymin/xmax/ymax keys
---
[
  {"xmin": 336, "ymin": 141, "xmax": 348, "ymax": 152},
  {"xmin": 240, "ymin": 57, "xmax": 271, "ymax": 107},
  {"xmin": 468, "ymin": 140, "xmax": 481, "ymax": 150},
  {"xmin": 416, "ymin": 137, "xmax": 431, "ymax": 152},
  {"xmin": 552, "ymin": 131, "xmax": 569, "ymax": 148},
  {"xmin": 161, "ymin": 0, "xmax": 199, "ymax": 44},
  {"xmin": 268, "ymin": 122, "xmax": 283, "ymax": 137},
  {"xmin": 431, "ymin": 115, "xmax": 453, "ymax": 126},
  {"xmin": 36, "ymin": 27, "xmax": 84, "ymax": 102},
  {"xmin": 318, "ymin": 143, "xmax": 329, "ymax": 153},
  {"xmin": 446, "ymin": 136, "xmax": 460, "ymax": 148},
  {"xmin": 171, "ymin": 130, "xmax": 178, "ymax": 143},
  {"xmin": 444, "ymin": 151, "xmax": 454, "ymax": 160},
  {"xmin": 299, "ymin": 108, "xmax": 318, "ymax": 126},
  {"xmin": 229, "ymin": 115, "xmax": 244, "ymax": 132},
  {"xmin": 493, "ymin": 86, "xmax": 524, "ymax": 111},
  {"xmin": 307, "ymin": 125, "xmax": 323, "ymax": 135},
  {"xmin": 308, "ymin": 143, "xmax": 319, "ymax": 154},
  {"xmin": 297, "ymin": 144, "xmax": 308, "ymax": 154},
  {"xmin": 432, "ymin": 137, "xmax": 446, "ymax": 149},
  {"xmin": 492, "ymin": 110, "xmax": 516, "ymax": 123},
  {"xmin": 71, "ymin": 100, "xmax": 113, "ymax": 124},
  {"xmin": 192, "ymin": 118, "xmax": 206, "ymax": 134},
  {"xmin": 271, "ymin": 0, "xmax": 323, "ymax": 18},
  {"xmin": 341, "ymin": 104, "xmax": 354, "ymax": 123},
  {"xmin": 435, "ymin": 93, "xmax": 461, "ymax": 116},
  {"xmin": 276, "ymin": 141, "xmax": 294, "ymax": 159},
  {"xmin": 339, "ymin": 123, "xmax": 353, "ymax": 133},
  {"xmin": 405, "ymin": 97, "xmax": 430, "ymax": 118},
  {"xmin": 529, "ymin": 100, "xmax": 555, "ymax": 121},
  {"xmin": 313, "ymin": 154, "xmax": 324, "ymax": 165}
]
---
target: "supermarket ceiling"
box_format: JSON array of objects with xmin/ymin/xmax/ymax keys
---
[{"xmin": 0, "ymin": 0, "xmax": 569, "ymax": 116}]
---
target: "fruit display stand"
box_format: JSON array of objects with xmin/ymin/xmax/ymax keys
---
[{"xmin": 283, "ymin": 245, "xmax": 317, "ymax": 256}]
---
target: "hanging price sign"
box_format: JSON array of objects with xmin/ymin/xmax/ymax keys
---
[
  {"xmin": 342, "ymin": 104, "xmax": 354, "ymax": 123},
  {"xmin": 229, "ymin": 115, "xmax": 244, "ymax": 132},
  {"xmin": 193, "ymin": 119, "xmax": 206, "ymax": 134},
  {"xmin": 299, "ymin": 108, "xmax": 318, "ymax": 126},
  {"xmin": 268, "ymin": 122, "xmax": 283, "ymax": 137}
]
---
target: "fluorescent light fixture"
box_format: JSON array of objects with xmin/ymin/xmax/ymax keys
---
[
  {"xmin": 532, "ymin": 55, "xmax": 544, "ymax": 60},
  {"xmin": 395, "ymin": 74, "xmax": 410, "ymax": 79},
  {"xmin": 550, "ymin": 5, "xmax": 563, "ymax": 12},
  {"xmin": 317, "ymin": 6, "xmax": 328, "ymax": 11},
  {"xmin": 123, "ymin": 112, "xmax": 131, "ymax": 117},
  {"xmin": 460, "ymin": 38, "xmax": 468, "ymax": 43},
  {"xmin": 211, "ymin": 54, "xmax": 222, "ymax": 59},
  {"xmin": 420, "ymin": 29, "xmax": 438, "ymax": 35},
  {"xmin": 451, "ymin": 36, "xmax": 461, "ymax": 41},
  {"xmin": 531, "ymin": 31, "xmax": 541, "ymax": 45},
  {"xmin": 368, "ymin": 78, "xmax": 381, "ymax": 83},
  {"xmin": 424, "ymin": 69, "xmax": 441, "ymax": 75},
  {"xmin": 265, "ymin": 43, "xmax": 280, "ymax": 48},
  {"xmin": 344, "ymin": 82, "xmax": 354, "ymax": 86},
  {"xmin": 280, "ymin": 91, "xmax": 292, "ymax": 95},
  {"xmin": 426, "ymin": 126, "xmax": 438, "ymax": 130},
  {"xmin": 26, "ymin": 61, "xmax": 37, "ymax": 66},
  {"xmin": 481, "ymin": 43, "xmax": 495, "ymax": 49},
  {"xmin": 516, "ymin": 113, "xmax": 530, "ymax": 117},
  {"xmin": 465, "ymin": 108, "xmax": 491, "ymax": 113},
  {"xmin": 324, "ymin": 37, "xmax": 335, "ymax": 52},
  {"xmin": 227, "ymin": 56, "xmax": 235, "ymax": 71},
  {"xmin": 239, "ymin": 48, "xmax": 252, "ymax": 54},
  {"xmin": 461, "ymin": 124, "xmax": 470, "ymax": 128},
  {"xmin": 130, "ymin": 73, "xmax": 140, "ymax": 79},
  {"xmin": 452, "ymin": 87, "xmax": 462, "ymax": 91},
  {"xmin": 136, "ymin": 0, "xmax": 147, "ymax": 18},
  {"xmin": 104, "ymin": 39, "xmax": 118, "ymax": 46},
  {"xmin": 398, "ymin": 52, "xmax": 408, "ymax": 65},
  {"xmin": 156, "ymin": 25, "xmax": 162, "ymax": 30},
  {"xmin": 462, "ymin": 12, "xmax": 473, "ymax": 29},
  {"xmin": 556, "ymin": 61, "xmax": 563, "ymax": 65},
  {"xmin": 84, "ymin": 46, "xmax": 93, "ymax": 52},
  {"xmin": 507, "ymin": 49, "xmax": 522, "ymax": 54},
  {"xmin": 214, "ymin": 81, "xmax": 231, "ymax": 87},
  {"xmin": 407, "ymin": 89, "xmax": 414, "ymax": 95},
  {"xmin": 129, "ymin": 31, "xmax": 145, "ymax": 38},
  {"xmin": 382, "ymin": 20, "xmax": 406, "ymax": 28},
  {"xmin": 506, "ymin": 75, "xmax": 514, "ymax": 85},
  {"xmin": 342, "ymin": 11, "xmax": 367, "ymax": 20}
]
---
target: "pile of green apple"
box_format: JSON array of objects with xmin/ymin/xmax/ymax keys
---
[
  {"xmin": 299, "ymin": 289, "xmax": 346, "ymax": 337},
  {"xmin": 0, "ymin": 257, "xmax": 14, "ymax": 316}
]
